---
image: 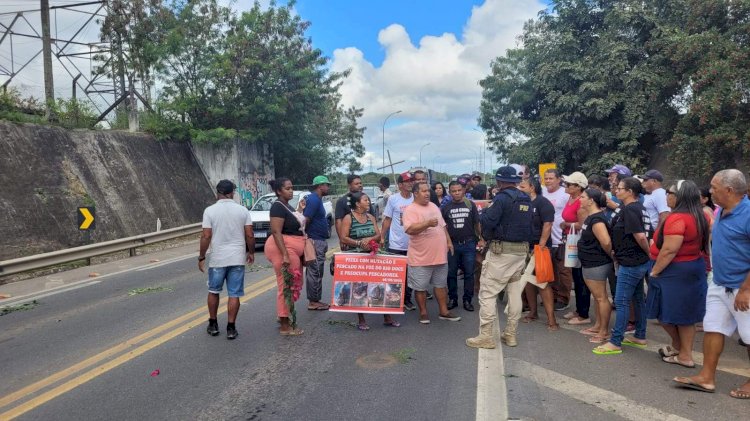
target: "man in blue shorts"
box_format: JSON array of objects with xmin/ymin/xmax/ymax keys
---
[{"xmin": 199, "ymin": 180, "xmax": 255, "ymax": 339}]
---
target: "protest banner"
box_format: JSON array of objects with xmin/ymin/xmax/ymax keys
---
[{"xmin": 330, "ymin": 253, "xmax": 407, "ymax": 314}]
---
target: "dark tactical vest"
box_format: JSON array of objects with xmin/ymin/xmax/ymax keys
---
[{"xmin": 493, "ymin": 188, "xmax": 532, "ymax": 243}]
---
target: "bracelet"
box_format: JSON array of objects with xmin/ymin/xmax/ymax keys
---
[{"xmin": 198, "ymin": 256, "xmax": 206, "ymax": 262}]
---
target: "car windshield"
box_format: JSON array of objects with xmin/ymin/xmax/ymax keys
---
[{"xmin": 250, "ymin": 194, "xmax": 302, "ymax": 211}]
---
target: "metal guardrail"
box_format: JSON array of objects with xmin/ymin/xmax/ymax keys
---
[{"xmin": 0, "ymin": 223, "xmax": 202, "ymax": 277}]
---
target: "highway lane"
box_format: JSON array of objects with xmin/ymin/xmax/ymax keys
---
[{"xmin": 2, "ymin": 236, "xmax": 750, "ymax": 420}]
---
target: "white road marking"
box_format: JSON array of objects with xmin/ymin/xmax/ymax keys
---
[
  {"xmin": 0, "ymin": 254, "xmax": 197, "ymax": 307},
  {"xmin": 558, "ymin": 321, "xmax": 750, "ymax": 377},
  {"xmin": 476, "ymin": 302, "xmax": 508, "ymax": 421},
  {"xmin": 509, "ymin": 358, "xmax": 693, "ymax": 421}
]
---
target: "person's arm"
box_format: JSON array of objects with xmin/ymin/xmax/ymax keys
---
[
  {"xmin": 340, "ymin": 214, "xmax": 362, "ymax": 249},
  {"xmin": 591, "ymin": 222, "xmax": 612, "ymax": 256},
  {"xmin": 244, "ymin": 224, "xmax": 255, "ymax": 264},
  {"xmin": 480, "ymin": 197, "xmax": 504, "ymax": 240},
  {"xmin": 650, "ymin": 234, "xmax": 683, "ymax": 277},
  {"xmin": 734, "ymin": 271, "xmax": 750, "ymax": 312},
  {"xmin": 381, "ymin": 216, "xmax": 392, "ymax": 245},
  {"xmin": 658, "ymin": 211, "xmax": 669, "ymax": 225},
  {"xmin": 405, "ymin": 217, "xmax": 438, "ymax": 235},
  {"xmin": 198, "ymin": 228, "xmax": 211, "ymax": 272},
  {"xmin": 270, "ymin": 215, "xmax": 290, "ymax": 266},
  {"xmin": 444, "ymin": 226, "xmax": 454, "ymax": 256},
  {"xmin": 633, "ymin": 232, "xmax": 650, "ymax": 255},
  {"xmin": 539, "ymin": 222, "xmax": 552, "ymax": 249}
]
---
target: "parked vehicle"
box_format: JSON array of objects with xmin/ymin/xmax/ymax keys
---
[{"xmin": 248, "ymin": 191, "xmax": 333, "ymax": 247}]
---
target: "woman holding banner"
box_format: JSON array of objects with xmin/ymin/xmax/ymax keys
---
[{"xmin": 340, "ymin": 191, "xmax": 401, "ymax": 331}]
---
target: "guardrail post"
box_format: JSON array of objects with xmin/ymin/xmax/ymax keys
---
[{"xmin": 129, "ymin": 248, "xmax": 136, "ymax": 257}]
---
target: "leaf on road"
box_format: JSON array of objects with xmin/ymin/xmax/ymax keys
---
[
  {"xmin": 128, "ymin": 286, "xmax": 174, "ymax": 296},
  {"xmin": 0, "ymin": 300, "xmax": 39, "ymax": 316},
  {"xmin": 391, "ymin": 347, "xmax": 416, "ymax": 364}
]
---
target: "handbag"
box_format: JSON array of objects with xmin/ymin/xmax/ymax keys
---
[
  {"xmin": 303, "ymin": 238, "xmax": 316, "ymax": 267},
  {"xmin": 564, "ymin": 225, "xmax": 581, "ymax": 268},
  {"xmin": 533, "ymin": 245, "xmax": 555, "ymax": 282}
]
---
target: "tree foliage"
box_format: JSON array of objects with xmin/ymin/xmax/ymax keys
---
[
  {"xmin": 98, "ymin": 0, "xmax": 365, "ymax": 182},
  {"xmin": 479, "ymin": 0, "xmax": 750, "ymax": 178}
]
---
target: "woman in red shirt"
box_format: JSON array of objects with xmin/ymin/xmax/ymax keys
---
[
  {"xmin": 560, "ymin": 172, "xmax": 590, "ymax": 325},
  {"xmin": 646, "ymin": 180, "xmax": 709, "ymax": 368}
]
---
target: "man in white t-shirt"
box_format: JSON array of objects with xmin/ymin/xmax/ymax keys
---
[
  {"xmin": 640, "ymin": 169, "xmax": 669, "ymax": 230},
  {"xmin": 199, "ymin": 180, "xmax": 254, "ymax": 340},
  {"xmin": 542, "ymin": 168, "xmax": 572, "ymax": 311},
  {"xmin": 381, "ymin": 171, "xmax": 416, "ymax": 310}
]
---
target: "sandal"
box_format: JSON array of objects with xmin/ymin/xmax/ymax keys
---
[
  {"xmin": 357, "ymin": 323, "xmax": 371, "ymax": 331},
  {"xmin": 658, "ymin": 345, "xmax": 679, "ymax": 358},
  {"xmin": 307, "ymin": 302, "xmax": 330, "ymax": 310},
  {"xmin": 592, "ymin": 345, "xmax": 622, "ymax": 355},
  {"xmin": 280, "ymin": 328, "xmax": 304, "ymax": 336},
  {"xmin": 383, "ymin": 320, "xmax": 401, "ymax": 328},
  {"xmin": 662, "ymin": 355, "xmax": 695, "ymax": 368},
  {"xmin": 673, "ymin": 376, "xmax": 715, "ymax": 393},
  {"xmin": 563, "ymin": 311, "xmax": 578, "ymax": 319},
  {"xmin": 730, "ymin": 387, "xmax": 750, "ymax": 399},
  {"xmin": 622, "ymin": 337, "xmax": 647, "ymax": 349},
  {"xmin": 568, "ymin": 317, "xmax": 591, "ymax": 325},
  {"xmin": 522, "ymin": 316, "xmax": 538, "ymax": 323}
]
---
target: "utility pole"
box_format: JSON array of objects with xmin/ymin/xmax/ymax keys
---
[{"xmin": 40, "ymin": 0, "xmax": 56, "ymax": 121}]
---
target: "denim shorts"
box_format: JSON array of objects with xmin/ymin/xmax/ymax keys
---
[{"xmin": 207, "ymin": 265, "xmax": 245, "ymax": 297}]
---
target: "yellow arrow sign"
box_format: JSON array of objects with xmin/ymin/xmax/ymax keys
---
[{"xmin": 78, "ymin": 207, "xmax": 95, "ymax": 230}]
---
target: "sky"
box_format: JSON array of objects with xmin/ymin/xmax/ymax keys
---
[{"xmin": 0, "ymin": 0, "xmax": 550, "ymax": 175}]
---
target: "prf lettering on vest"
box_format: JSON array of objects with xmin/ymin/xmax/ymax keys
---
[{"xmin": 519, "ymin": 204, "xmax": 529, "ymax": 212}]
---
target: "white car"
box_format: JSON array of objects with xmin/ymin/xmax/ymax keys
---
[{"xmin": 249, "ymin": 191, "xmax": 334, "ymax": 246}]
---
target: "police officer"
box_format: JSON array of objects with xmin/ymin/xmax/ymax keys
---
[{"xmin": 466, "ymin": 166, "xmax": 532, "ymax": 349}]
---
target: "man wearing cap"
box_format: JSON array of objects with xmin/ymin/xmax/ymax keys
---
[
  {"xmin": 304, "ymin": 176, "xmax": 332, "ymax": 310},
  {"xmin": 469, "ymin": 172, "xmax": 489, "ymax": 200},
  {"xmin": 199, "ymin": 180, "xmax": 255, "ymax": 340},
  {"xmin": 382, "ymin": 171, "xmax": 416, "ymax": 310},
  {"xmin": 641, "ymin": 169, "xmax": 670, "ymax": 228},
  {"xmin": 466, "ymin": 166, "xmax": 532, "ymax": 349}
]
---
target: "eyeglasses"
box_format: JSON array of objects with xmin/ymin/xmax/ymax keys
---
[{"xmin": 667, "ymin": 190, "xmax": 677, "ymax": 195}]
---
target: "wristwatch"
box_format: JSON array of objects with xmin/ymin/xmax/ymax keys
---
[{"xmin": 198, "ymin": 256, "xmax": 206, "ymax": 262}]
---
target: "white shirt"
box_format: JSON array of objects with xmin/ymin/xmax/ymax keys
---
[
  {"xmin": 543, "ymin": 186, "xmax": 570, "ymax": 246},
  {"xmin": 384, "ymin": 193, "xmax": 413, "ymax": 251},
  {"xmin": 643, "ymin": 187, "xmax": 669, "ymax": 230},
  {"xmin": 202, "ymin": 199, "xmax": 253, "ymax": 267}
]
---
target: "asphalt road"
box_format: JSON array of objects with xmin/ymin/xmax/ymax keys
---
[{"xmin": 1, "ymin": 235, "xmax": 749, "ymax": 420}]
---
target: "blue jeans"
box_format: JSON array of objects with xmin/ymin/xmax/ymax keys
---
[
  {"xmin": 447, "ymin": 240, "xmax": 476, "ymax": 303},
  {"xmin": 611, "ymin": 262, "xmax": 649, "ymax": 347}
]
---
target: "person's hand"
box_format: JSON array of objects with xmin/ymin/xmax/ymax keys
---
[
  {"xmin": 246, "ymin": 252, "xmax": 255, "ymax": 265},
  {"xmin": 559, "ymin": 221, "xmax": 567, "ymax": 229},
  {"xmin": 735, "ymin": 288, "xmax": 750, "ymax": 312},
  {"xmin": 361, "ymin": 241, "xmax": 371, "ymax": 251},
  {"xmin": 282, "ymin": 254, "xmax": 291, "ymax": 266},
  {"xmin": 477, "ymin": 239, "xmax": 486, "ymax": 250},
  {"xmin": 427, "ymin": 218, "xmax": 439, "ymax": 228},
  {"xmin": 448, "ymin": 242, "xmax": 455, "ymax": 256},
  {"xmin": 198, "ymin": 259, "xmax": 206, "ymax": 273}
]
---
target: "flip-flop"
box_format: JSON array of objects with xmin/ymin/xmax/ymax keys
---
[
  {"xmin": 521, "ymin": 316, "xmax": 538, "ymax": 323},
  {"xmin": 673, "ymin": 377, "xmax": 715, "ymax": 393},
  {"xmin": 589, "ymin": 335, "xmax": 610, "ymax": 344},
  {"xmin": 730, "ymin": 387, "xmax": 750, "ymax": 399},
  {"xmin": 357, "ymin": 323, "xmax": 371, "ymax": 331},
  {"xmin": 307, "ymin": 303, "xmax": 330, "ymax": 310},
  {"xmin": 662, "ymin": 355, "xmax": 695, "ymax": 368},
  {"xmin": 622, "ymin": 338, "xmax": 647, "ymax": 349},
  {"xmin": 592, "ymin": 345, "xmax": 622, "ymax": 355},
  {"xmin": 383, "ymin": 321, "xmax": 401, "ymax": 328},
  {"xmin": 280, "ymin": 328, "xmax": 304, "ymax": 336},
  {"xmin": 658, "ymin": 345, "xmax": 679, "ymax": 358}
]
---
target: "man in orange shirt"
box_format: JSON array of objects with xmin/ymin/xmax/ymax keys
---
[{"xmin": 403, "ymin": 183, "xmax": 460, "ymax": 324}]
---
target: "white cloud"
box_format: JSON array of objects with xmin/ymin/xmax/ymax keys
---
[{"xmin": 334, "ymin": 0, "xmax": 546, "ymax": 176}]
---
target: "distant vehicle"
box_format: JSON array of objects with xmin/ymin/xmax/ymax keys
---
[{"xmin": 249, "ymin": 191, "xmax": 333, "ymax": 247}]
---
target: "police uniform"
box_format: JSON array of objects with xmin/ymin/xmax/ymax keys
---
[{"xmin": 467, "ymin": 166, "xmax": 532, "ymax": 349}]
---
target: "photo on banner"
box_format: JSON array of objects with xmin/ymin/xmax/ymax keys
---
[{"xmin": 330, "ymin": 253, "xmax": 407, "ymax": 314}]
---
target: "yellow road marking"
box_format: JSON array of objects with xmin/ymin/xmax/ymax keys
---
[
  {"xmin": 1, "ymin": 281, "xmax": 277, "ymax": 420},
  {"xmin": 0, "ymin": 246, "xmax": 338, "ymax": 420}
]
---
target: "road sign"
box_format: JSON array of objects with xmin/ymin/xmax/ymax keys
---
[
  {"xmin": 77, "ymin": 207, "xmax": 95, "ymax": 230},
  {"xmin": 538, "ymin": 163, "xmax": 557, "ymax": 177}
]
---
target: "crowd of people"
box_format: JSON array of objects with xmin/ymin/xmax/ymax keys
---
[{"xmin": 198, "ymin": 162, "xmax": 750, "ymax": 400}]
